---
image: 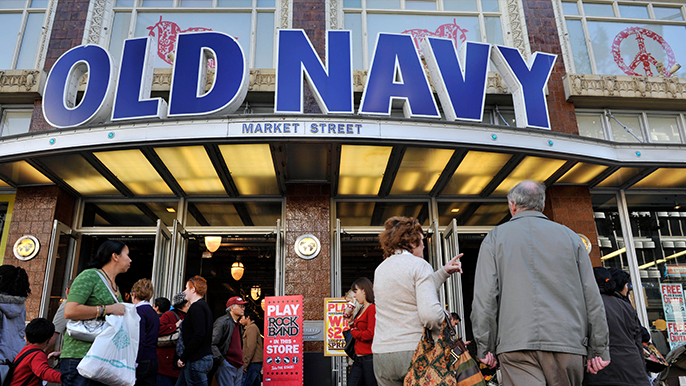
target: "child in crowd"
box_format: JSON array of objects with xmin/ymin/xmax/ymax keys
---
[{"xmin": 9, "ymin": 318, "xmax": 61, "ymax": 386}]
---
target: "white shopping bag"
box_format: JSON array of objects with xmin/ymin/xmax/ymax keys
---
[{"xmin": 77, "ymin": 303, "xmax": 141, "ymax": 386}]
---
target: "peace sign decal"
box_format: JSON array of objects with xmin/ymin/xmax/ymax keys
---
[{"xmin": 612, "ymin": 26, "xmax": 676, "ymax": 77}]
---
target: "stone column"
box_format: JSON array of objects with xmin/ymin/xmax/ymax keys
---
[{"xmin": 284, "ymin": 184, "xmax": 331, "ymax": 352}]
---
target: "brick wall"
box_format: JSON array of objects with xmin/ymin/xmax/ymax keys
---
[
  {"xmin": 544, "ymin": 186, "xmax": 601, "ymax": 266},
  {"xmin": 44, "ymin": 0, "xmax": 90, "ymax": 71},
  {"xmin": 522, "ymin": 0, "xmax": 578, "ymax": 135},
  {"xmin": 284, "ymin": 185, "xmax": 331, "ymax": 352},
  {"xmin": 3, "ymin": 186, "xmax": 76, "ymax": 320},
  {"xmin": 292, "ymin": 0, "xmax": 326, "ymax": 113}
]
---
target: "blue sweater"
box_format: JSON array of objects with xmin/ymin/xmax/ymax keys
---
[{"xmin": 136, "ymin": 303, "xmax": 160, "ymax": 362}]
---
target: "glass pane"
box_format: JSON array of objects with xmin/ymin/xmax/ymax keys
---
[
  {"xmin": 255, "ymin": 12, "xmax": 274, "ymax": 68},
  {"xmin": 390, "ymin": 148, "xmax": 454, "ymax": 195},
  {"xmin": 577, "ymin": 114, "xmax": 605, "ymax": 139},
  {"xmin": 40, "ymin": 154, "xmax": 120, "ymax": 195},
  {"xmin": 244, "ymin": 201, "xmax": 281, "ymax": 226},
  {"xmin": 366, "ymin": 0, "xmax": 400, "ymax": 9},
  {"xmin": 443, "ymin": 0, "xmax": 476, "ymax": 11},
  {"xmin": 610, "ymin": 114, "xmax": 643, "ymax": 142},
  {"xmin": 345, "ymin": 12, "xmax": 363, "ymax": 69},
  {"xmin": 30, "ymin": 0, "xmax": 48, "ymax": 7},
  {"xmin": 1, "ymin": 110, "xmax": 31, "ymax": 136},
  {"xmin": 82, "ymin": 204, "xmax": 157, "ymax": 226},
  {"xmin": 442, "ymin": 151, "xmax": 511, "ymax": 195},
  {"xmin": 481, "ymin": 0, "xmax": 498, "ymax": 12},
  {"xmin": 136, "ymin": 12, "xmax": 253, "ymax": 68},
  {"xmin": 218, "ymin": 0, "xmax": 253, "ymax": 6},
  {"xmin": 94, "ymin": 150, "xmax": 173, "ymax": 196},
  {"xmin": 338, "ymin": 145, "xmax": 392, "ymax": 195},
  {"xmin": 595, "ymin": 167, "xmax": 643, "ymax": 187},
  {"xmin": 584, "ymin": 3, "xmax": 614, "ymax": 17},
  {"xmin": 108, "ymin": 13, "xmax": 131, "ymax": 65},
  {"xmin": 498, "ymin": 110, "xmax": 516, "ymax": 126},
  {"xmin": 181, "ymin": 0, "xmax": 213, "ymax": 6},
  {"xmin": 618, "ymin": 4, "xmax": 648, "ymax": 19},
  {"xmin": 587, "ymin": 21, "xmax": 686, "ymax": 77},
  {"xmin": 406, "ymin": 0, "xmax": 436, "ymax": 10},
  {"xmin": 557, "ymin": 163, "xmax": 608, "ymax": 184},
  {"xmin": 115, "ymin": 0, "xmax": 135, "ymax": 6},
  {"xmin": 218, "ymin": 144, "xmax": 279, "ymax": 195},
  {"xmin": 484, "ymin": 17, "xmax": 503, "ymax": 45},
  {"xmin": 494, "ymin": 156, "xmax": 567, "ymax": 195},
  {"xmin": 0, "ymin": 161, "xmax": 51, "ymax": 185},
  {"xmin": 562, "ymin": 1, "xmax": 579, "ymax": 15},
  {"xmin": 141, "ymin": 0, "xmax": 174, "ymax": 6},
  {"xmin": 648, "ymin": 116, "xmax": 681, "ymax": 143},
  {"xmin": 344, "ymin": 0, "xmax": 361, "ymax": 7},
  {"xmin": 632, "ymin": 169, "xmax": 686, "ymax": 189},
  {"xmin": 154, "ymin": 146, "xmax": 226, "ymax": 195},
  {"xmin": 16, "ymin": 12, "xmax": 44, "ymax": 69},
  {"xmin": 0, "ymin": 1, "xmax": 26, "ymax": 8},
  {"xmin": 565, "ymin": 19, "xmax": 592, "ymax": 74},
  {"xmin": 0, "ymin": 14, "xmax": 22, "ymax": 68},
  {"xmin": 257, "ymin": 0, "xmax": 275, "ymax": 7},
  {"xmin": 654, "ymin": 7, "xmax": 683, "ymax": 21}
]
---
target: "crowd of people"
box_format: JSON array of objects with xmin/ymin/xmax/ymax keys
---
[{"xmin": 0, "ymin": 180, "xmax": 660, "ymax": 386}]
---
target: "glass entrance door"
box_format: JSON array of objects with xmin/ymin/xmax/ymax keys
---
[
  {"xmin": 152, "ymin": 219, "xmax": 173, "ymax": 299},
  {"xmin": 40, "ymin": 220, "xmax": 79, "ymax": 319}
]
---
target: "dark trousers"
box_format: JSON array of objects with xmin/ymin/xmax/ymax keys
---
[
  {"xmin": 60, "ymin": 358, "xmax": 107, "ymax": 386},
  {"xmin": 242, "ymin": 363, "xmax": 262, "ymax": 386},
  {"xmin": 135, "ymin": 358, "xmax": 158, "ymax": 386},
  {"xmin": 348, "ymin": 355, "xmax": 378, "ymax": 386},
  {"xmin": 498, "ymin": 351, "xmax": 584, "ymax": 386}
]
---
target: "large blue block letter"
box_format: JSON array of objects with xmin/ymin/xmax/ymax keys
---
[
  {"xmin": 112, "ymin": 36, "xmax": 167, "ymax": 121},
  {"xmin": 43, "ymin": 45, "xmax": 116, "ymax": 129},
  {"xmin": 275, "ymin": 30, "xmax": 353, "ymax": 114},
  {"xmin": 423, "ymin": 39, "xmax": 490, "ymax": 122},
  {"xmin": 360, "ymin": 33, "xmax": 439, "ymax": 118},
  {"xmin": 492, "ymin": 46, "xmax": 557, "ymax": 129},
  {"xmin": 168, "ymin": 31, "xmax": 248, "ymax": 117}
]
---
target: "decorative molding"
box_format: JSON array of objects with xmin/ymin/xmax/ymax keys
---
[
  {"xmin": 278, "ymin": 0, "xmax": 292, "ymax": 29},
  {"xmin": 82, "ymin": 0, "xmax": 113, "ymax": 47},
  {"xmin": 327, "ymin": 0, "xmax": 343, "ymax": 30},
  {"xmin": 551, "ymin": 0, "xmax": 573, "ymax": 74},
  {"xmin": 35, "ymin": 0, "xmax": 58, "ymax": 70},
  {"xmin": 504, "ymin": 0, "xmax": 531, "ymax": 58},
  {"xmin": 564, "ymin": 73, "xmax": 686, "ymax": 101},
  {"xmin": 0, "ymin": 70, "xmax": 44, "ymax": 94}
]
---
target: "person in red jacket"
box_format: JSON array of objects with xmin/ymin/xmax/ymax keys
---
[
  {"xmin": 9, "ymin": 318, "xmax": 61, "ymax": 386},
  {"xmin": 157, "ymin": 292, "xmax": 189, "ymax": 386},
  {"xmin": 347, "ymin": 277, "xmax": 378, "ymax": 386}
]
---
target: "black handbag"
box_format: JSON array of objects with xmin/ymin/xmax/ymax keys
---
[{"xmin": 343, "ymin": 329, "xmax": 356, "ymax": 360}]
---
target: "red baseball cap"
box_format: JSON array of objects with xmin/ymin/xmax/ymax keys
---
[{"xmin": 226, "ymin": 296, "xmax": 248, "ymax": 308}]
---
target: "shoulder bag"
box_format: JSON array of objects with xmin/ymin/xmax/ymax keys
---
[
  {"xmin": 66, "ymin": 270, "xmax": 119, "ymax": 342},
  {"xmin": 643, "ymin": 342, "xmax": 668, "ymax": 373},
  {"xmin": 404, "ymin": 315, "xmax": 486, "ymax": 386},
  {"xmin": 157, "ymin": 310, "xmax": 181, "ymax": 347}
]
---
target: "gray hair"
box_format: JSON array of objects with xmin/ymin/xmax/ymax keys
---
[{"xmin": 507, "ymin": 181, "xmax": 546, "ymax": 211}]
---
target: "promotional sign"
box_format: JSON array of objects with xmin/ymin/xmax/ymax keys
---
[
  {"xmin": 660, "ymin": 283, "xmax": 686, "ymax": 349},
  {"xmin": 324, "ymin": 298, "xmax": 350, "ymax": 356},
  {"xmin": 263, "ymin": 295, "xmax": 303, "ymax": 386},
  {"xmin": 665, "ymin": 265, "xmax": 686, "ymax": 278}
]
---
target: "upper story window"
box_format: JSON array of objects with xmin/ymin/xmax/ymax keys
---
[
  {"xmin": 0, "ymin": 106, "xmax": 32, "ymax": 137},
  {"xmin": 577, "ymin": 108, "xmax": 686, "ymax": 143},
  {"xmin": 559, "ymin": 0, "xmax": 686, "ymax": 77},
  {"xmin": 108, "ymin": 0, "xmax": 276, "ymax": 69},
  {"xmin": 343, "ymin": 0, "xmax": 506, "ymax": 70},
  {"xmin": 0, "ymin": 0, "xmax": 53, "ymax": 69}
]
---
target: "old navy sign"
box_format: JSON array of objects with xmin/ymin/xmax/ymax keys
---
[{"xmin": 43, "ymin": 30, "xmax": 556, "ymax": 130}]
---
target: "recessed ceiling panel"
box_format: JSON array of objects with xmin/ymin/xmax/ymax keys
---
[
  {"xmin": 41, "ymin": 154, "xmax": 120, "ymax": 195},
  {"xmin": 557, "ymin": 163, "xmax": 608, "ymax": 184},
  {"xmin": 390, "ymin": 148, "xmax": 454, "ymax": 195},
  {"xmin": 187, "ymin": 202, "xmax": 241, "ymax": 226},
  {"xmin": 437, "ymin": 202, "xmax": 471, "ymax": 226},
  {"xmin": 0, "ymin": 161, "xmax": 52, "ymax": 185},
  {"xmin": 82, "ymin": 203, "xmax": 155, "ymax": 226},
  {"xmin": 154, "ymin": 146, "xmax": 225, "ymax": 195},
  {"xmin": 631, "ymin": 168, "xmax": 686, "ymax": 189},
  {"xmin": 466, "ymin": 203, "xmax": 510, "ymax": 226},
  {"xmin": 493, "ymin": 156, "xmax": 566, "ymax": 195},
  {"xmin": 94, "ymin": 150, "xmax": 172, "ymax": 195},
  {"xmin": 338, "ymin": 145, "xmax": 392, "ymax": 195},
  {"xmin": 595, "ymin": 167, "xmax": 644, "ymax": 188},
  {"xmin": 0, "ymin": 180, "xmax": 10, "ymax": 188},
  {"xmin": 337, "ymin": 202, "xmax": 375, "ymax": 227},
  {"xmin": 219, "ymin": 144, "xmax": 279, "ymax": 195},
  {"xmin": 286, "ymin": 144, "xmax": 328, "ymax": 181},
  {"xmin": 376, "ymin": 203, "xmax": 428, "ymax": 226},
  {"xmin": 244, "ymin": 202, "xmax": 282, "ymax": 226},
  {"xmin": 442, "ymin": 151, "xmax": 511, "ymax": 195}
]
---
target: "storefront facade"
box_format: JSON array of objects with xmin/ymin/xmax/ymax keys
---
[{"xmin": 1, "ymin": 0, "xmax": 686, "ymax": 379}]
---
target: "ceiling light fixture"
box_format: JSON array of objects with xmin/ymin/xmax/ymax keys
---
[
  {"xmin": 166, "ymin": 207, "xmax": 176, "ymax": 213},
  {"xmin": 231, "ymin": 259, "xmax": 245, "ymax": 281},
  {"xmin": 205, "ymin": 236, "xmax": 222, "ymax": 253},
  {"xmin": 202, "ymin": 251, "xmax": 212, "ymax": 259},
  {"xmin": 450, "ymin": 208, "xmax": 460, "ymax": 213},
  {"xmin": 251, "ymin": 285, "xmax": 261, "ymax": 300}
]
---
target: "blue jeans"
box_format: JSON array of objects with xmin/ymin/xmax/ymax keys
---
[
  {"xmin": 215, "ymin": 360, "xmax": 243, "ymax": 386},
  {"xmin": 157, "ymin": 374, "xmax": 178, "ymax": 386},
  {"xmin": 241, "ymin": 363, "xmax": 262, "ymax": 386},
  {"xmin": 60, "ymin": 358, "xmax": 107, "ymax": 386},
  {"xmin": 135, "ymin": 359, "xmax": 158, "ymax": 386},
  {"xmin": 349, "ymin": 355, "xmax": 378, "ymax": 386},
  {"xmin": 176, "ymin": 355, "xmax": 213, "ymax": 386}
]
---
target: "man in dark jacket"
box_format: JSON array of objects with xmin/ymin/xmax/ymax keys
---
[
  {"xmin": 178, "ymin": 276, "xmax": 213, "ymax": 385},
  {"xmin": 212, "ymin": 296, "xmax": 247, "ymax": 386},
  {"xmin": 472, "ymin": 181, "xmax": 611, "ymax": 386}
]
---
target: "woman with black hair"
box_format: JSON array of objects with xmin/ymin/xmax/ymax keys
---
[
  {"xmin": 0, "ymin": 265, "xmax": 31, "ymax": 384},
  {"xmin": 346, "ymin": 277, "xmax": 378, "ymax": 386},
  {"xmin": 61, "ymin": 240, "xmax": 131, "ymax": 386},
  {"xmin": 584, "ymin": 267, "xmax": 649, "ymax": 386}
]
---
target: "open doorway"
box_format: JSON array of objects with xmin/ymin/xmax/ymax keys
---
[{"xmin": 455, "ymin": 233, "xmax": 486, "ymax": 342}]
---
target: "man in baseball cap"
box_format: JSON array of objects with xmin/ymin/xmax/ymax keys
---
[{"xmin": 211, "ymin": 296, "xmax": 248, "ymax": 386}]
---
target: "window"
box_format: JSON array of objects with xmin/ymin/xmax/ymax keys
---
[
  {"xmin": 559, "ymin": 0, "xmax": 686, "ymax": 77},
  {"xmin": 576, "ymin": 109, "xmax": 686, "ymax": 143},
  {"xmin": 0, "ymin": 0, "xmax": 52, "ymax": 69},
  {"xmin": 109, "ymin": 0, "xmax": 276, "ymax": 69},
  {"xmin": 0, "ymin": 108, "xmax": 31, "ymax": 137},
  {"xmin": 343, "ymin": 0, "xmax": 506, "ymax": 70}
]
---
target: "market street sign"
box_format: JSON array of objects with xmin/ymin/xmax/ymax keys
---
[{"xmin": 43, "ymin": 30, "xmax": 556, "ymax": 130}]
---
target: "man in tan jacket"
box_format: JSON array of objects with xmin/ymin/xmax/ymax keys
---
[{"xmin": 240, "ymin": 310, "xmax": 263, "ymax": 386}]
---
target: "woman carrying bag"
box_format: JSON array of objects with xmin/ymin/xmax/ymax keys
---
[
  {"xmin": 62, "ymin": 240, "xmax": 130, "ymax": 386},
  {"xmin": 347, "ymin": 277, "xmax": 378, "ymax": 386}
]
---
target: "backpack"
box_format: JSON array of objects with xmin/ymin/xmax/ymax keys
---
[{"xmin": 2, "ymin": 348, "xmax": 42, "ymax": 386}]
